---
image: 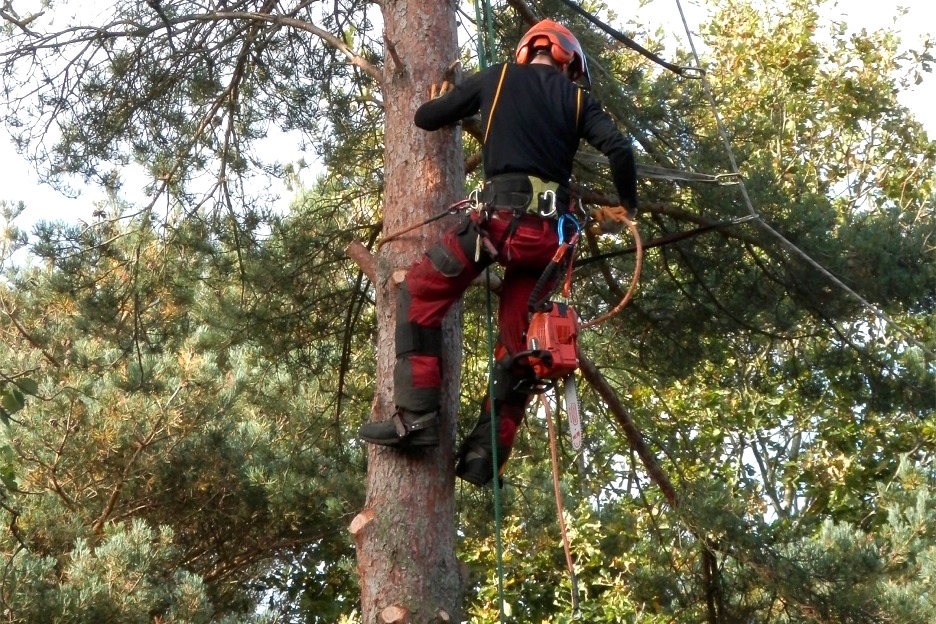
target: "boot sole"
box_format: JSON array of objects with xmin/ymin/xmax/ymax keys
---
[
  {"xmin": 456, "ymin": 470, "xmax": 490, "ymax": 486},
  {"xmin": 361, "ymin": 430, "xmax": 439, "ymax": 448}
]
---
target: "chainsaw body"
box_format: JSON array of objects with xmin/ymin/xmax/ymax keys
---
[{"xmin": 526, "ymin": 302, "xmax": 579, "ymax": 379}]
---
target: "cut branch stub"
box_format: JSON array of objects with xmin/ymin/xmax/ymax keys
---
[
  {"xmin": 379, "ymin": 605, "xmax": 409, "ymax": 623},
  {"xmin": 349, "ymin": 508, "xmax": 376, "ymax": 538}
]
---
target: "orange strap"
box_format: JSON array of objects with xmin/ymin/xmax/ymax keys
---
[
  {"xmin": 483, "ymin": 64, "xmax": 509, "ymax": 144},
  {"xmin": 562, "ymin": 251, "xmax": 575, "ymax": 299}
]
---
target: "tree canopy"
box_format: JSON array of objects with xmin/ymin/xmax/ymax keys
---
[{"xmin": 1, "ymin": 0, "xmax": 934, "ymax": 621}]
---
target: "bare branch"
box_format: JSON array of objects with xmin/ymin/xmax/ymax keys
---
[{"xmin": 579, "ymin": 353, "xmax": 678, "ymax": 507}]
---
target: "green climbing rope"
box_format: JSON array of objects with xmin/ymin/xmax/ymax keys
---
[
  {"xmin": 485, "ymin": 270, "xmax": 506, "ymax": 623},
  {"xmin": 473, "ymin": 0, "xmax": 488, "ymax": 70},
  {"xmin": 471, "ymin": 0, "xmax": 506, "ymax": 620}
]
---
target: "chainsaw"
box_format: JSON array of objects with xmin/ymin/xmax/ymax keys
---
[{"xmin": 526, "ymin": 301, "xmax": 583, "ymax": 450}]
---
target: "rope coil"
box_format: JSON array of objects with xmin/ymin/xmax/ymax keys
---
[{"xmin": 580, "ymin": 214, "xmax": 643, "ymax": 329}]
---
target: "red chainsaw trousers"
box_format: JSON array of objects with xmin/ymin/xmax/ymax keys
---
[{"xmin": 393, "ymin": 210, "xmax": 561, "ymax": 451}]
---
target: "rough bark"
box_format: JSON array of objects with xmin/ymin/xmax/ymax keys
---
[{"xmin": 353, "ymin": 0, "xmax": 465, "ymax": 621}]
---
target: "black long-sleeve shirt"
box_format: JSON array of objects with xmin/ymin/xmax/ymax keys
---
[{"xmin": 414, "ymin": 62, "xmax": 637, "ymax": 211}]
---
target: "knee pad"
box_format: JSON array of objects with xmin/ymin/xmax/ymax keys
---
[
  {"xmin": 393, "ymin": 355, "xmax": 442, "ymax": 413},
  {"xmin": 395, "ymin": 285, "xmax": 443, "ymax": 357},
  {"xmin": 426, "ymin": 244, "xmax": 465, "ymax": 278}
]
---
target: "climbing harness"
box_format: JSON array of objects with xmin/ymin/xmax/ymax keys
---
[{"xmin": 480, "ymin": 174, "xmax": 568, "ymax": 217}]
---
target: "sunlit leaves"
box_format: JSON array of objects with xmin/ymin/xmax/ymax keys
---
[{"xmin": 0, "ymin": 0, "xmax": 933, "ymax": 620}]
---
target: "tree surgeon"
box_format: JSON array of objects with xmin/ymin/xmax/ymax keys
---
[{"xmin": 360, "ymin": 19, "xmax": 638, "ymax": 486}]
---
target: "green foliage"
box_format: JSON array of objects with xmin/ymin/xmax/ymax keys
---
[
  {"xmin": 0, "ymin": 378, "xmax": 35, "ymax": 426},
  {"xmin": 778, "ymin": 460, "xmax": 936, "ymax": 622},
  {"xmin": 5, "ymin": 520, "xmax": 216, "ymax": 623},
  {"xmin": 0, "ymin": 0, "xmax": 934, "ymax": 621},
  {"xmin": 0, "ymin": 378, "xmax": 36, "ymax": 492},
  {"xmin": 0, "ymin": 198, "xmax": 368, "ymax": 621}
]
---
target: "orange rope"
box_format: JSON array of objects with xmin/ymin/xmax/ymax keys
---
[
  {"xmin": 580, "ymin": 215, "xmax": 643, "ymax": 329},
  {"xmin": 540, "ymin": 393, "xmax": 580, "ymax": 612}
]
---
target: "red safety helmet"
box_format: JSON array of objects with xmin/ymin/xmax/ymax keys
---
[{"xmin": 515, "ymin": 19, "xmax": 590, "ymax": 86}]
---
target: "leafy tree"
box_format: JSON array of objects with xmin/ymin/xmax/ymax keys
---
[
  {"xmin": 0, "ymin": 199, "xmax": 374, "ymax": 620},
  {"xmin": 0, "ymin": 0, "xmax": 933, "ymax": 622}
]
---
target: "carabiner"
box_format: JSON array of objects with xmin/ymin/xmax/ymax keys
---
[
  {"xmin": 468, "ymin": 187, "xmax": 482, "ymax": 210},
  {"xmin": 558, "ymin": 214, "xmax": 581, "ymax": 245},
  {"xmin": 540, "ymin": 189, "xmax": 558, "ymax": 217}
]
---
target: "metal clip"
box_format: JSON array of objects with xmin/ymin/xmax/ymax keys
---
[
  {"xmin": 715, "ymin": 172, "xmax": 743, "ymax": 186},
  {"xmin": 558, "ymin": 214, "xmax": 581, "ymax": 245},
  {"xmin": 540, "ymin": 189, "xmax": 557, "ymax": 217},
  {"xmin": 468, "ymin": 187, "xmax": 482, "ymax": 210},
  {"xmin": 679, "ymin": 66, "xmax": 706, "ymax": 80}
]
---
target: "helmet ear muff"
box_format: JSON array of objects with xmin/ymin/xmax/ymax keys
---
[
  {"xmin": 516, "ymin": 46, "xmax": 531, "ymax": 65},
  {"xmin": 550, "ymin": 46, "xmax": 575, "ymax": 66},
  {"xmin": 517, "ymin": 34, "xmax": 574, "ymax": 66}
]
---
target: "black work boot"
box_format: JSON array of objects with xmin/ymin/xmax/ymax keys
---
[
  {"xmin": 359, "ymin": 409, "xmax": 439, "ymax": 448},
  {"xmin": 455, "ymin": 411, "xmax": 509, "ymax": 486},
  {"xmin": 456, "ymin": 442, "xmax": 508, "ymax": 487}
]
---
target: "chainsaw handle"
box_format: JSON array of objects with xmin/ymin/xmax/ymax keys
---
[{"xmin": 528, "ymin": 243, "xmax": 572, "ymax": 313}]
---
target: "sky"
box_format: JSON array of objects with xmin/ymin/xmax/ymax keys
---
[{"xmin": 0, "ymin": 0, "xmax": 933, "ymax": 233}]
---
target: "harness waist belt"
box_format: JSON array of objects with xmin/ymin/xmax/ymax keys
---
[{"xmin": 481, "ymin": 174, "xmax": 570, "ymax": 217}]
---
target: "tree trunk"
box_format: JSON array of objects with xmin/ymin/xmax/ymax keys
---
[{"xmin": 353, "ymin": 0, "xmax": 465, "ymax": 622}]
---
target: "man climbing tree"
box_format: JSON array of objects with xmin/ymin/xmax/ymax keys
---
[
  {"xmin": 359, "ymin": 19, "xmax": 638, "ymax": 486},
  {"xmin": 2, "ymin": 0, "xmax": 933, "ymax": 621}
]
